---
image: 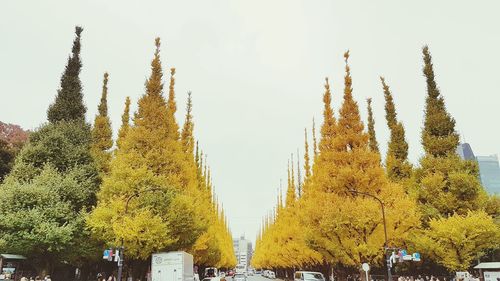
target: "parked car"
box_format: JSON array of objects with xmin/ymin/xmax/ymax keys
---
[
  {"xmin": 294, "ymin": 271, "xmax": 325, "ymax": 281},
  {"xmin": 268, "ymin": 272, "xmax": 276, "ymax": 279},
  {"xmin": 255, "ymin": 270, "xmax": 262, "ymax": 275}
]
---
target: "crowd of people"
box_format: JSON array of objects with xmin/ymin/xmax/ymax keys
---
[
  {"xmin": 96, "ymin": 273, "xmax": 116, "ymax": 281},
  {"xmin": 396, "ymin": 275, "xmax": 481, "ymax": 281},
  {"xmin": 342, "ymin": 274, "xmax": 468, "ymax": 281},
  {"xmin": 398, "ymin": 275, "xmax": 449, "ymax": 281},
  {"xmin": 19, "ymin": 275, "xmax": 51, "ymax": 281}
]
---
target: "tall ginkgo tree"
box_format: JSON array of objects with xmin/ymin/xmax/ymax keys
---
[
  {"xmin": 411, "ymin": 46, "xmax": 498, "ymax": 271},
  {"xmin": 87, "ymin": 38, "xmax": 203, "ymax": 260},
  {"xmin": 304, "ymin": 52, "xmax": 419, "ymax": 269},
  {"xmin": 91, "ymin": 72, "xmax": 113, "ymax": 174}
]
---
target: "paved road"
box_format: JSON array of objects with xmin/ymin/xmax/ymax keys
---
[{"xmin": 246, "ymin": 275, "xmax": 284, "ymax": 281}]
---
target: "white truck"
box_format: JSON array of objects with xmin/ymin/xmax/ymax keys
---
[{"xmin": 152, "ymin": 251, "xmax": 194, "ymax": 281}]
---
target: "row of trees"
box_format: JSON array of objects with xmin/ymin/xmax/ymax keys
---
[
  {"xmin": 0, "ymin": 27, "xmax": 236, "ymax": 279},
  {"xmin": 252, "ymin": 49, "xmax": 500, "ymax": 276}
]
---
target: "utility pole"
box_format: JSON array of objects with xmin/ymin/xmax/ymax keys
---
[{"xmin": 349, "ymin": 189, "xmax": 392, "ymax": 281}]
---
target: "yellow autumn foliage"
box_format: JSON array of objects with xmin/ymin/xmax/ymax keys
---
[
  {"xmin": 87, "ymin": 38, "xmax": 235, "ymax": 268},
  {"xmin": 253, "ymin": 52, "xmax": 420, "ymax": 272}
]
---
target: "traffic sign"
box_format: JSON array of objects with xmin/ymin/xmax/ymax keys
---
[
  {"xmin": 103, "ymin": 250, "xmax": 110, "ymax": 260},
  {"xmin": 403, "ymin": 255, "xmax": 413, "ymax": 261}
]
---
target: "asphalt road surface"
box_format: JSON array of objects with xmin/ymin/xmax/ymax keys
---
[{"xmin": 244, "ymin": 275, "xmax": 283, "ymax": 281}]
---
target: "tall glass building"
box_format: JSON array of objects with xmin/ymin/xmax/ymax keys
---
[
  {"xmin": 476, "ymin": 155, "xmax": 500, "ymax": 194},
  {"xmin": 457, "ymin": 143, "xmax": 476, "ymax": 160},
  {"xmin": 457, "ymin": 143, "xmax": 500, "ymax": 195}
]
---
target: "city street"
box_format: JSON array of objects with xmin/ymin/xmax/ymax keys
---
[
  {"xmin": 244, "ymin": 275, "xmax": 283, "ymax": 281},
  {"xmin": 1, "ymin": 2, "xmax": 499, "ymax": 281}
]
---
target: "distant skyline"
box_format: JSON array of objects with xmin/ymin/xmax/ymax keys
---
[{"xmin": 2, "ymin": 0, "xmax": 500, "ymax": 242}]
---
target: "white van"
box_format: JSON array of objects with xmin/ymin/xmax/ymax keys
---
[{"xmin": 294, "ymin": 271, "xmax": 325, "ymax": 281}]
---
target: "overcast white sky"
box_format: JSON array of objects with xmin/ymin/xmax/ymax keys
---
[{"xmin": 1, "ymin": 0, "xmax": 500, "ymax": 243}]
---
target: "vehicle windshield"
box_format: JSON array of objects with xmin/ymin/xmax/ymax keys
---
[
  {"xmin": 303, "ymin": 273, "xmax": 324, "ymax": 280},
  {"xmin": 205, "ymin": 269, "xmax": 216, "ymax": 277}
]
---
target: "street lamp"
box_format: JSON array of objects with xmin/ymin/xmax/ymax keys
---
[
  {"xmin": 348, "ymin": 189, "xmax": 392, "ymax": 281},
  {"xmin": 117, "ymin": 187, "xmax": 166, "ymax": 281}
]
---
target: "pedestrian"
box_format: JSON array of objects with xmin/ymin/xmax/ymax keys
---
[
  {"xmin": 35, "ymin": 276, "xmax": 41, "ymax": 281},
  {"xmin": 45, "ymin": 275, "xmax": 52, "ymax": 281},
  {"xmin": 20, "ymin": 276, "xmax": 28, "ymax": 281},
  {"xmin": 108, "ymin": 273, "xmax": 117, "ymax": 281}
]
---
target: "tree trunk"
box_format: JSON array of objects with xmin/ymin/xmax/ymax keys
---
[{"xmin": 35, "ymin": 259, "xmax": 51, "ymax": 279}]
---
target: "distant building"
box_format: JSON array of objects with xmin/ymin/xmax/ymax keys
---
[
  {"xmin": 233, "ymin": 235, "xmax": 253, "ymax": 269},
  {"xmin": 457, "ymin": 143, "xmax": 476, "ymax": 160},
  {"xmin": 476, "ymin": 155, "xmax": 500, "ymax": 194},
  {"xmin": 457, "ymin": 143, "xmax": 500, "ymax": 194}
]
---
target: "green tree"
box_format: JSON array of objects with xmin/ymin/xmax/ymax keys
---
[
  {"xmin": 414, "ymin": 46, "xmax": 487, "ymax": 221},
  {"xmin": 91, "ymin": 72, "xmax": 113, "ymax": 174},
  {"xmin": 366, "ymin": 98, "xmax": 379, "ymax": 153},
  {"xmin": 0, "ymin": 27, "xmax": 100, "ymax": 275},
  {"xmin": 3, "ymin": 121, "xmax": 100, "ymax": 277},
  {"xmin": 0, "ymin": 166, "xmax": 101, "ymax": 276},
  {"xmin": 47, "ymin": 26, "xmax": 86, "ymax": 123},
  {"xmin": 380, "ymin": 77, "xmax": 412, "ymax": 182},
  {"xmin": 411, "ymin": 47, "xmax": 496, "ymax": 271},
  {"xmin": 421, "ymin": 46, "xmax": 459, "ymax": 157},
  {"xmin": 9, "ymin": 121, "xmax": 98, "ymax": 191},
  {"xmin": 0, "ymin": 139, "xmax": 15, "ymax": 182}
]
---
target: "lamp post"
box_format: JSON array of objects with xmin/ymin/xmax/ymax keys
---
[
  {"xmin": 117, "ymin": 187, "xmax": 165, "ymax": 281},
  {"xmin": 348, "ymin": 189, "xmax": 392, "ymax": 281}
]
